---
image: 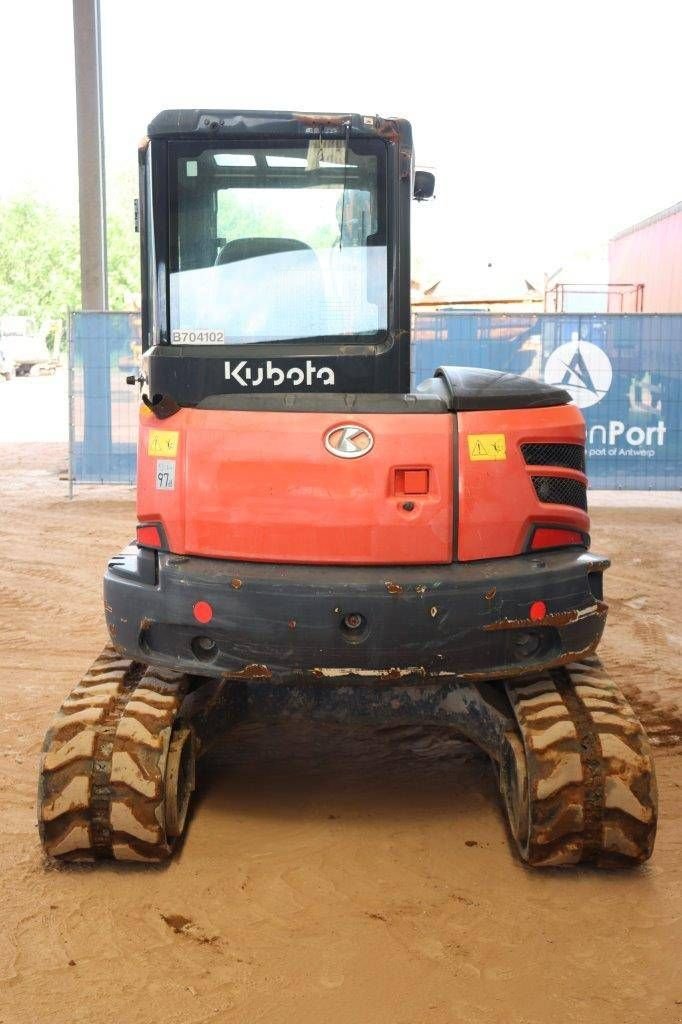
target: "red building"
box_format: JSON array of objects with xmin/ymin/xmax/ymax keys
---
[{"xmin": 609, "ymin": 201, "xmax": 682, "ymax": 312}]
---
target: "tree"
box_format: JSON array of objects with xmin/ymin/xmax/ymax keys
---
[
  {"xmin": 0, "ymin": 197, "xmax": 81, "ymax": 325},
  {"xmin": 0, "ymin": 184, "xmax": 141, "ymax": 348},
  {"xmin": 106, "ymin": 169, "xmax": 140, "ymax": 309}
]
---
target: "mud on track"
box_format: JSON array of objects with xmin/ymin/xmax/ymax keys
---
[{"xmin": 1, "ymin": 443, "xmax": 681, "ymax": 1024}]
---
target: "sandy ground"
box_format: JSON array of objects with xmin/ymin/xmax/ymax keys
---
[{"xmin": 1, "ymin": 442, "xmax": 681, "ymax": 1024}]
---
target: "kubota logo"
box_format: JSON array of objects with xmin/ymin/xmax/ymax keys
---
[
  {"xmin": 224, "ymin": 359, "xmax": 335, "ymax": 388},
  {"xmin": 544, "ymin": 340, "xmax": 613, "ymax": 409},
  {"xmin": 324, "ymin": 424, "xmax": 374, "ymax": 459}
]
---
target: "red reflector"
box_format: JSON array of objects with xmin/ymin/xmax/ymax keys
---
[
  {"xmin": 531, "ymin": 528, "xmax": 584, "ymax": 551},
  {"xmin": 137, "ymin": 524, "xmax": 162, "ymax": 548},
  {"xmin": 530, "ymin": 600, "xmax": 547, "ymax": 621},
  {"xmin": 193, "ymin": 600, "xmax": 213, "ymax": 624}
]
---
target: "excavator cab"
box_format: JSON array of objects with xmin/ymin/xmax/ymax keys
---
[
  {"xmin": 138, "ymin": 110, "xmax": 413, "ymax": 397},
  {"xmin": 38, "ymin": 112, "xmax": 657, "ymax": 869}
]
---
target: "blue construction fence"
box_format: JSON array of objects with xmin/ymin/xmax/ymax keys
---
[
  {"xmin": 70, "ymin": 311, "xmax": 139, "ymax": 484},
  {"xmin": 412, "ymin": 313, "xmax": 682, "ymax": 490},
  {"xmin": 70, "ymin": 311, "xmax": 682, "ymax": 489}
]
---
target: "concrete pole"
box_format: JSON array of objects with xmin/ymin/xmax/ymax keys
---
[{"xmin": 72, "ymin": 0, "xmax": 108, "ymax": 309}]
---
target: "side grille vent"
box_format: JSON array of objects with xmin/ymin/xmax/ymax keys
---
[
  {"xmin": 522, "ymin": 443, "xmax": 585, "ymax": 472},
  {"xmin": 532, "ymin": 475, "xmax": 587, "ymax": 511}
]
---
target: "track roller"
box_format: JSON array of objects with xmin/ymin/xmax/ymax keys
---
[{"xmin": 164, "ymin": 728, "xmax": 196, "ymax": 839}]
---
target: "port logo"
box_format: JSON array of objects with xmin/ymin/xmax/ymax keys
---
[{"xmin": 544, "ymin": 340, "xmax": 613, "ymax": 409}]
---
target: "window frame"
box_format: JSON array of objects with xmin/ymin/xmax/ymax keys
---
[{"xmin": 165, "ymin": 137, "xmax": 390, "ymax": 349}]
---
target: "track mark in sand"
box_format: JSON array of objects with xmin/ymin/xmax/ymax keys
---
[
  {"xmin": 4, "ymin": 560, "xmax": 81, "ymax": 590},
  {"xmin": 607, "ymin": 673, "xmax": 682, "ymax": 752},
  {"xmin": 0, "ymin": 628, "xmax": 32, "ymax": 648},
  {"xmin": 449, "ymin": 892, "xmax": 478, "ymax": 907},
  {"xmin": 0, "ymin": 579, "xmax": 89, "ymax": 624},
  {"xmin": 160, "ymin": 913, "xmax": 221, "ymax": 946},
  {"xmin": 628, "ymin": 698, "xmax": 682, "ymax": 750},
  {"xmin": 633, "ymin": 617, "xmax": 672, "ymax": 655}
]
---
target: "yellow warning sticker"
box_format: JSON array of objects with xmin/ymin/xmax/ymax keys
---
[
  {"xmin": 147, "ymin": 430, "xmax": 179, "ymax": 458},
  {"xmin": 467, "ymin": 433, "xmax": 507, "ymax": 461}
]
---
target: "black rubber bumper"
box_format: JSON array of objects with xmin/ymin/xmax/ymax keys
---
[{"xmin": 104, "ymin": 546, "xmax": 609, "ymax": 683}]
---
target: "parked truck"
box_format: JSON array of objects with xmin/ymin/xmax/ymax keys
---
[{"xmin": 0, "ymin": 316, "xmax": 59, "ymax": 376}]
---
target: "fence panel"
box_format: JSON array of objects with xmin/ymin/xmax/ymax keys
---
[
  {"xmin": 70, "ymin": 311, "xmax": 139, "ymax": 485},
  {"xmin": 412, "ymin": 312, "xmax": 682, "ymax": 490}
]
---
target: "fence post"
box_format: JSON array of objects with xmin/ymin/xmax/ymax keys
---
[{"xmin": 67, "ymin": 310, "xmax": 74, "ymax": 501}]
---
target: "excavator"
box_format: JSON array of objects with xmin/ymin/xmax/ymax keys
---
[{"xmin": 38, "ymin": 110, "xmax": 657, "ymax": 866}]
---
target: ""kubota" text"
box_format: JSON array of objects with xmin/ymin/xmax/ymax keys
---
[{"xmin": 224, "ymin": 360, "xmax": 335, "ymax": 388}]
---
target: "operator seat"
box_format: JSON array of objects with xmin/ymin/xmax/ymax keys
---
[
  {"xmin": 214, "ymin": 237, "xmax": 328, "ymax": 337},
  {"xmin": 215, "ymin": 237, "xmax": 313, "ymax": 265}
]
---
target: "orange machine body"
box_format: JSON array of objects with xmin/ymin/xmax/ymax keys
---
[
  {"xmin": 457, "ymin": 405, "xmax": 588, "ymax": 561},
  {"xmin": 137, "ymin": 402, "xmax": 588, "ymax": 565}
]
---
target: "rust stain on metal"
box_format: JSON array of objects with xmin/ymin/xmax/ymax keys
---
[
  {"xmin": 377, "ymin": 118, "xmax": 401, "ymax": 142},
  {"xmin": 484, "ymin": 587, "xmax": 496, "ymax": 602},
  {"xmin": 485, "ymin": 610, "xmax": 579, "ymax": 631},
  {"xmin": 291, "ymin": 113, "xmax": 399, "ymax": 142},
  {"xmin": 381, "ymin": 666, "xmax": 427, "ymax": 680},
  {"xmin": 385, "ymin": 581, "xmax": 403, "ymax": 595},
  {"xmin": 382, "ymin": 667, "xmax": 402, "ymax": 680},
  {"xmin": 483, "ymin": 601, "xmax": 606, "ymax": 632},
  {"xmin": 230, "ymin": 577, "xmax": 243, "ymax": 590},
  {"xmin": 294, "ymin": 112, "xmax": 351, "ymax": 128},
  {"xmin": 415, "ymin": 585, "xmax": 427, "ymax": 595},
  {"xmin": 459, "ymin": 637, "xmax": 601, "ymax": 681},
  {"xmin": 235, "ymin": 663, "xmax": 272, "ymax": 679}
]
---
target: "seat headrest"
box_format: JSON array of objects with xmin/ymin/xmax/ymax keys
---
[{"xmin": 215, "ymin": 237, "xmax": 312, "ymax": 266}]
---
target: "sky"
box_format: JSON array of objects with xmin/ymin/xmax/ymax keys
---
[{"xmin": 1, "ymin": 0, "xmax": 681, "ymax": 291}]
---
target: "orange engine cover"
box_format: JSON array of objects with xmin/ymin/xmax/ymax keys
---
[
  {"xmin": 137, "ymin": 406, "xmax": 454, "ymax": 565},
  {"xmin": 457, "ymin": 405, "xmax": 588, "ymax": 560}
]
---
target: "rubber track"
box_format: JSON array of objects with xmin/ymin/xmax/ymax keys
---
[
  {"xmin": 38, "ymin": 645, "xmax": 191, "ymax": 862},
  {"xmin": 503, "ymin": 656, "xmax": 657, "ymax": 867}
]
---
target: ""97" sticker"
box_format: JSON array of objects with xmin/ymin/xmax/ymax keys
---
[{"xmin": 156, "ymin": 459, "xmax": 176, "ymax": 490}]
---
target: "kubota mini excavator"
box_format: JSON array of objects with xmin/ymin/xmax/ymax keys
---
[{"xmin": 39, "ymin": 110, "xmax": 657, "ymax": 866}]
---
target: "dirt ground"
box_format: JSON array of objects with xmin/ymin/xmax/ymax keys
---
[{"xmin": 1, "ymin": 442, "xmax": 681, "ymax": 1024}]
